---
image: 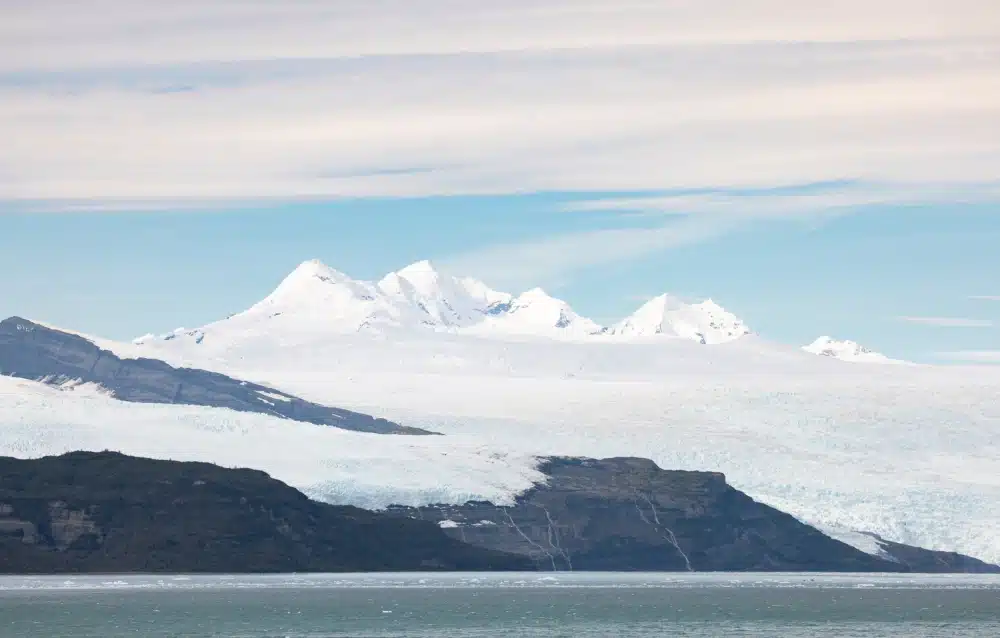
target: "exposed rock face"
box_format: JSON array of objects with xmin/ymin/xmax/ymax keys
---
[
  {"xmin": 45, "ymin": 501, "xmax": 103, "ymax": 550},
  {"xmin": 0, "ymin": 451, "xmax": 529, "ymax": 574},
  {"xmin": 387, "ymin": 457, "xmax": 1000, "ymax": 573},
  {"xmin": 867, "ymin": 535, "xmax": 1000, "ymax": 573},
  {"xmin": 0, "ymin": 317, "xmax": 430, "ymax": 434}
]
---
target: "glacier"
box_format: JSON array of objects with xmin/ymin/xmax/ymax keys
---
[{"xmin": 3, "ymin": 258, "xmax": 1000, "ymax": 564}]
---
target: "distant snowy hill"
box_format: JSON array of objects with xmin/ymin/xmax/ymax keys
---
[
  {"xmin": 803, "ymin": 336, "xmax": 896, "ymax": 363},
  {"xmin": 610, "ymin": 294, "xmax": 750, "ymax": 344}
]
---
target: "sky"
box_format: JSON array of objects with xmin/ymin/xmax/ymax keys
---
[{"xmin": 1, "ymin": 1, "xmax": 999, "ymax": 362}]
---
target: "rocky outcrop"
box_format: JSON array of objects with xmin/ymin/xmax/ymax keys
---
[
  {"xmin": 0, "ymin": 451, "xmax": 529, "ymax": 573},
  {"xmin": 386, "ymin": 457, "xmax": 1000, "ymax": 573},
  {"xmin": 3, "ymin": 452, "xmax": 994, "ymax": 574},
  {"xmin": 0, "ymin": 317, "xmax": 430, "ymax": 434},
  {"xmin": 865, "ymin": 535, "xmax": 1000, "ymax": 573}
]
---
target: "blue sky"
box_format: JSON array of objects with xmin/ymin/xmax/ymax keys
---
[
  {"xmin": 1, "ymin": 192, "xmax": 998, "ymax": 362},
  {"xmin": 1, "ymin": 2, "xmax": 998, "ymax": 363}
]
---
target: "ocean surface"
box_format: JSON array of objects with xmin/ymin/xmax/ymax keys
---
[{"xmin": 2, "ymin": 572, "xmax": 999, "ymax": 637}]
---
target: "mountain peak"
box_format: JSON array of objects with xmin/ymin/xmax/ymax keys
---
[
  {"xmin": 803, "ymin": 336, "xmax": 894, "ymax": 363},
  {"xmin": 283, "ymin": 259, "xmax": 355, "ymax": 285},
  {"xmin": 612, "ymin": 294, "xmax": 750, "ymax": 344},
  {"xmin": 397, "ymin": 259, "xmax": 438, "ymax": 276},
  {"xmin": 473, "ymin": 287, "xmax": 603, "ymax": 336},
  {"xmin": 697, "ymin": 299, "xmax": 724, "ymax": 311},
  {"xmin": 391, "ymin": 259, "xmax": 444, "ymax": 296},
  {"xmin": 375, "ymin": 260, "xmax": 514, "ymax": 329},
  {"xmin": 518, "ymin": 287, "xmax": 554, "ymax": 301},
  {"xmin": 250, "ymin": 259, "xmax": 396, "ymax": 331}
]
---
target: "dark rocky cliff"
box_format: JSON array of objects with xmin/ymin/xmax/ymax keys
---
[
  {"xmin": 387, "ymin": 457, "xmax": 1000, "ymax": 573},
  {"xmin": 2, "ymin": 452, "xmax": 994, "ymax": 574},
  {"xmin": 0, "ymin": 451, "xmax": 529, "ymax": 573},
  {"xmin": 0, "ymin": 317, "xmax": 429, "ymax": 434}
]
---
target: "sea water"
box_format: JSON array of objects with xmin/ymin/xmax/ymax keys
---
[{"xmin": 2, "ymin": 572, "xmax": 999, "ymax": 637}]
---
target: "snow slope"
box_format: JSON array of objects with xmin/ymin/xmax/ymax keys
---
[
  {"xmin": 804, "ymin": 336, "xmax": 897, "ymax": 363},
  {"xmin": 611, "ymin": 294, "xmax": 750, "ymax": 344}
]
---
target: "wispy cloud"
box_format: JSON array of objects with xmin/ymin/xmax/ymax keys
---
[
  {"xmin": 0, "ymin": 1, "xmax": 998, "ymax": 206},
  {"xmin": 562, "ymin": 183, "xmax": 1000, "ymax": 218},
  {"xmin": 445, "ymin": 179, "xmax": 1000, "ymax": 289},
  {"xmin": 899, "ymin": 316, "xmax": 994, "ymax": 328},
  {"xmin": 970, "ymin": 295, "xmax": 1000, "ymax": 301},
  {"xmin": 443, "ymin": 215, "xmax": 730, "ymax": 290}
]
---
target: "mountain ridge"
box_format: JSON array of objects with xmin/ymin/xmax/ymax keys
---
[
  {"xmin": 610, "ymin": 293, "xmax": 751, "ymax": 344},
  {"xmin": 132, "ymin": 258, "xmax": 887, "ymax": 360}
]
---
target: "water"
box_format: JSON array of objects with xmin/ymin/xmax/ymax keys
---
[{"xmin": 2, "ymin": 572, "xmax": 999, "ymax": 637}]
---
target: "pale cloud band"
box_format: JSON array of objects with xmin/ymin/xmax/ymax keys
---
[
  {"xmin": 1, "ymin": 1, "xmax": 999, "ymax": 205},
  {"xmin": 899, "ymin": 317, "xmax": 995, "ymax": 328}
]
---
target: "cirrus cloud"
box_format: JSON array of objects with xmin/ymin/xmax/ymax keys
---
[
  {"xmin": 0, "ymin": 1, "xmax": 998, "ymax": 207},
  {"xmin": 899, "ymin": 316, "xmax": 994, "ymax": 328}
]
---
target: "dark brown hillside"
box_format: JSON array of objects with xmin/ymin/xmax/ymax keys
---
[{"xmin": 0, "ymin": 451, "xmax": 529, "ymax": 573}]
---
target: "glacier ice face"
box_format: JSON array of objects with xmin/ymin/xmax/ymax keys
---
[{"xmin": 0, "ymin": 375, "xmax": 545, "ymax": 511}]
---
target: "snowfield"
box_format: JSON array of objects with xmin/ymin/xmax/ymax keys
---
[
  {"xmin": 3, "ymin": 259, "xmax": 1000, "ymax": 564},
  {"xmin": 0, "ymin": 376, "xmax": 544, "ymax": 510}
]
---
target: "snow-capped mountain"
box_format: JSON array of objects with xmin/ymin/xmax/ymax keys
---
[
  {"xmin": 376, "ymin": 260, "xmax": 512, "ymax": 328},
  {"xmin": 466, "ymin": 288, "xmax": 605, "ymax": 338},
  {"xmin": 610, "ymin": 294, "xmax": 751, "ymax": 344},
  {"xmin": 134, "ymin": 258, "xmax": 752, "ymax": 347},
  {"xmin": 136, "ymin": 259, "xmax": 513, "ymax": 345},
  {"xmin": 252, "ymin": 259, "xmax": 413, "ymax": 332},
  {"xmin": 803, "ymin": 336, "xmax": 894, "ymax": 363}
]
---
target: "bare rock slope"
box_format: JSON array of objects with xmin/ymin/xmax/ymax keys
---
[
  {"xmin": 0, "ymin": 451, "xmax": 526, "ymax": 573},
  {"xmin": 388, "ymin": 457, "xmax": 999, "ymax": 573}
]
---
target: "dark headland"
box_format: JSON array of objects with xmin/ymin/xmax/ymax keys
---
[{"xmin": 1, "ymin": 451, "xmax": 996, "ymax": 574}]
